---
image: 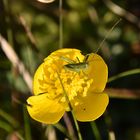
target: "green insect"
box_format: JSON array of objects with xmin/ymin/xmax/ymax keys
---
[{"xmin": 60, "ymin": 54, "xmax": 90, "ymax": 73}]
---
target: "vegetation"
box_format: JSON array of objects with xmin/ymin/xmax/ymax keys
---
[{"xmin": 0, "ymin": 0, "xmax": 140, "ymax": 139}]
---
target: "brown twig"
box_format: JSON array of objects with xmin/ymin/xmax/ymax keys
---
[
  {"xmin": 102, "ymin": 0, "xmax": 140, "ymax": 29},
  {"xmin": 0, "ymin": 34, "xmax": 32, "ymax": 92},
  {"xmin": 46, "ymin": 125, "xmax": 57, "ymax": 140},
  {"xmin": 105, "ymin": 88, "xmax": 140, "ymax": 99},
  {"xmin": 18, "ymin": 15, "xmax": 39, "ymax": 53}
]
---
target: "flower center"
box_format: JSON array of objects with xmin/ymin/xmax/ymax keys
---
[{"xmin": 38, "ymin": 55, "xmax": 93, "ymax": 109}]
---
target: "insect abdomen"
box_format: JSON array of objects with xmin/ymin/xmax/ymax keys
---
[{"xmin": 64, "ymin": 62, "xmax": 88, "ymax": 72}]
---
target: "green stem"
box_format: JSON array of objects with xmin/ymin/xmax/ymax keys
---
[
  {"xmin": 56, "ymin": 71, "xmax": 72, "ymax": 110},
  {"xmin": 56, "ymin": 72, "xmax": 83, "ymax": 140},
  {"xmin": 0, "ymin": 120, "xmax": 13, "ymax": 132},
  {"xmin": 90, "ymin": 122, "xmax": 102, "ymax": 140},
  {"xmin": 3, "ymin": 0, "xmax": 14, "ymax": 47},
  {"xmin": 23, "ymin": 105, "xmax": 32, "ymax": 140},
  {"xmin": 59, "ymin": 0, "xmax": 63, "ymax": 49},
  {"xmin": 71, "ymin": 111, "xmax": 83, "ymax": 140},
  {"xmin": 63, "ymin": 113, "xmax": 77, "ymax": 140},
  {"xmin": 54, "ymin": 123, "xmax": 70, "ymax": 139},
  {"xmin": 0, "ymin": 109, "xmax": 19, "ymax": 127},
  {"xmin": 108, "ymin": 68, "xmax": 140, "ymax": 83}
]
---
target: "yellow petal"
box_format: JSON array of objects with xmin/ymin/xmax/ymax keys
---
[
  {"xmin": 33, "ymin": 63, "xmax": 48, "ymax": 95},
  {"xmin": 87, "ymin": 53, "xmax": 108, "ymax": 92},
  {"xmin": 45, "ymin": 48, "xmax": 84, "ymax": 64},
  {"xmin": 73, "ymin": 92, "xmax": 109, "ymax": 122},
  {"xmin": 27, "ymin": 94, "xmax": 65, "ymax": 124},
  {"xmin": 47, "ymin": 48, "xmax": 81, "ymax": 58}
]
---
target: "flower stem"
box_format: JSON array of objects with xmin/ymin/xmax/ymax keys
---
[
  {"xmin": 108, "ymin": 68, "xmax": 140, "ymax": 83},
  {"xmin": 63, "ymin": 113, "xmax": 77, "ymax": 140},
  {"xmin": 59, "ymin": 0, "xmax": 63, "ymax": 49},
  {"xmin": 56, "ymin": 71, "xmax": 72, "ymax": 110},
  {"xmin": 56, "ymin": 71, "xmax": 83, "ymax": 140},
  {"xmin": 71, "ymin": 111, "xmax": 83, "ymax": 140}
]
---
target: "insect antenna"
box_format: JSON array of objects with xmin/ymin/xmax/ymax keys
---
[
  {"xmin": 84, "ymin": 54, "xmax": 90, "ymax": 62},
  {"xmin": 94, "ymin": 18, "xmax": 122, "ymax": 54}
]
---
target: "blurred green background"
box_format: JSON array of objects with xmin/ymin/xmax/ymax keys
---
[{"xmin": 0, "ymin": 0, "xmax": 140, "ymax": 140}]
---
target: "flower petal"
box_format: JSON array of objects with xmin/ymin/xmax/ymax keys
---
[
  {"xmin": 73, "ymin": 92, "xmax": 109, "ymax": 122},
  {"xmin": 27, "ymin": 94, "xmax": 65, "ymax": 124},
  {"xmin": 33, "ymin": 63, "xmax": 44, "ymax": 95},
  {"xmin": 47, "ymin": 48, "xmax": 81, "ymax": 58},
  {"xmin": 87, "ymin": 53, "xmax": 108, "ymax": 92},
  {"xmin": 33, "ymin": 62, "xmax": 51, "ymax": 95},
  {"xmin": 46, "ymin": 48, "xmax": 84, "ymax": 63}
]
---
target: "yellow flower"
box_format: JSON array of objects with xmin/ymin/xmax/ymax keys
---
[{"xmin": 27, "ymin": 48, "xmax": 109, "ymax": 124}]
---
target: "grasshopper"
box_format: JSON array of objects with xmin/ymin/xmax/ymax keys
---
[{"xmin": 60, "ymin": 54, "xmax": 90, "ymax": 73}]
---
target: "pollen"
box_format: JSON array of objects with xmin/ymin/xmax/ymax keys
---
[{"xmin": 39, "ymin": 59, "xmax": 94, "ymax": 107}]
